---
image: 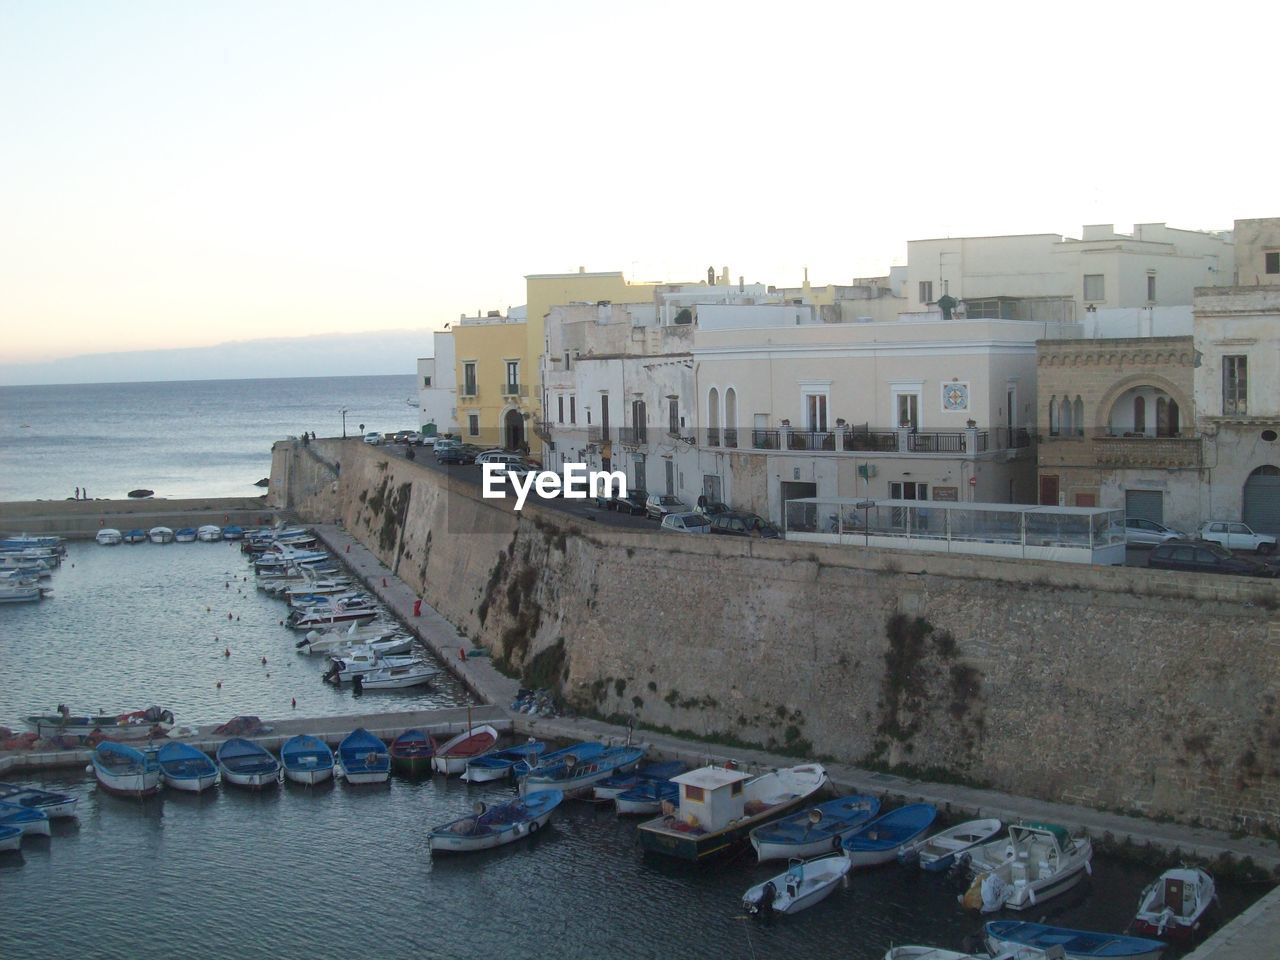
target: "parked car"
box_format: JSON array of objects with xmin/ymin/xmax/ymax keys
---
[
  {"xmin": 710, "ymin": 511, "xmax": 782, "ymax": 539},
  {"xmin": 433, "ymin": 438, "xmax": 461, "ymax": 457},
  {"xmin": 1124, "ymin": 517, "xmax": 1187, "ymax": 547},
  {"xmin": 476, "ymin": 450, "xmax": 526, "ymax": 466},
  {"xmin": 660, "ymin": 512, "xmax": 712, "ymax": 534},
  {"xmin": 437, "ymin": 443, "xmax": 480, "ymax": 465},
  {"xmin": 418, "ymin": 434, "xmax": 439, "ymax": 447},
  {"xmin": 646, "ymin": 493, "xmax": 689, "ymax": 520},
  {"xmin": 613, "ymin": 490, "xmax": 648, "ymax": 515},
  {"xmin": 694, "ymin": 500, "xmax": 730, "ymax": 517},
  {"xmin": 362, "ymin": 431, "xmax": 382, "ymax": 445},
  {"xmin": 1198, "ymin": 521, "xmax": 1277, "ymax": 554},
  {"xmin": 1148, "ymin": 540, "xmax": 1278, "ymax": 577}
]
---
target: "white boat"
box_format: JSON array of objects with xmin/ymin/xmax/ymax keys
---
[
  {"xmin": 1133, "ymin": 866, "xmax": 1216, "ymax": 941},
  {"xmin": 962, "ymin": 822, "xmax": 1093, "ymax": 912},
  {"xmin": 287, "ymin": 597, "xmax": 380, "ymax": 629},
  {"xmin": 743, "ymin": 854, "xmax": 852, "ymax": 917},
  {"xmin": 0, "ymin": 782, "xmax": 79, "ymax": 820},
  {"xmin": 196, "ymin": 525, "xmax": 223, "ymax": 542},
  {"xmin": 428, "ymin": 790, "xmax": 563, "ymax": 855},
  {"xmin": 519, "ymin": 745, "xmax": 645, "ymax": 798},
  {"xmin": 92, "ymin": 741, "xmax": 162, "ymax": 797},
  {"xmin": 324, "ymin": 651, "xmax": 421, "ymax": 683},
  {"xmin": 27, "ymin": 706, "xmax": 175, "ymax": 740},
  {"xmin": 216, "ymin": 738, "xmax": 282, "ymax": 790},
  {"xmin": 431, "ymin": 725, "xmax": 501, "ymax": 775},
  {"xmin": 899, "ymin": 817, "xmax": 1004, "ymax": 872},
  {"xmin": 0, "ymin": 583, "xmax": 43, "ymax": 603},
  {"xmin": 0, "ymin": 800, "xmax": 52, "ymax": 838},
  {"xmin": 281, "ymin": 735, "xmax": 335, "ymax": 786},
  {"xmin": 296, "ymin": 632, "xmax": 411, "ymax": 657},
  {"xmin": 297, "ymin": 622, "xmax": 400, "ymax": 648},
  {"xmin": 174, "ymin": 527, "xmax": 198, "ymax": 543},
  {"xmin": 148, "ymin": 526, "xmax": 174, "ymax": 544},
  {"xmin": 358, "ymin": 662, "xmax": 439, "ymax": 690},
  {"xmin": 884, "ymin": 948, "xmax": 1022, "ymax": 960},
  {"xmin": 282, "ymin": 580, "xmax": 357, "ymax": 605},
  {"xmin": 95, "ymin": 528, "xmax": 123, "ymax": 546},
  {"xmin": 156, "ymin": 742, "xmax": 220, "ymax": 793}
]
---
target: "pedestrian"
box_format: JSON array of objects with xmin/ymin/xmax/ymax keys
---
[
  {"xmin": 74, "ymin": 486, "xmax": 80, "ymax": 499},
  {"xmin": 82, "ymin": 487, "xmax": 88, "ymax": 500},
  {"xmin": 310, "ymin": 431, "xmax": 316, "ymax": 440}
]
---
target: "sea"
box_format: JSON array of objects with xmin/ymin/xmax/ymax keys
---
[{"xmin": 0, "ymin": 376, "xmax": 1268, "ymax": 959}]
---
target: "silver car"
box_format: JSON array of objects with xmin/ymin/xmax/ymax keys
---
[
  {"xmin": 1124, "ymin": 517, "xmax": 1185, "ymax": 547},
  {"xmin": 646, "ymin": 493, "xmax": 689, "ymax": 520},
  {"xmin": 660, "ymin": 512, "xmax": 711, "ymax": 534}
]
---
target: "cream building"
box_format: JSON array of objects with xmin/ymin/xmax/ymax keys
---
[
  {"xmin": 417, "ymin": 328, "xmax": 457, "ymax": 438},
  {"xmin": 451, "ymin": 306, "xmax": 532, "ymax": 450}
]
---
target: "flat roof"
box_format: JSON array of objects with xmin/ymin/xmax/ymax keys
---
[
  {"xmin": 786, "ymin": 498, "xmax": 1120, "ymax": 516},
  {"xmin": 672, "ymin": 766, "xmax": 752, "ymax": 790}
]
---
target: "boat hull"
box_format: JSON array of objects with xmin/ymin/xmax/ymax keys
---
[
  {"xmin": 163, "ymin": 771, "xmax": 220, "ymax": 793},
  {"xmin": 220, "ymin": 769, "xmax": 280, "ymax": 790},
  {"xmin": 639, "ymin": 797, "xmax": 809, "ymax": 862},
  {"xmin": 284, "ymin": 767, "xmax": 333, "ymax": 786},
  {"xmin": 461, "ymin": 762, "xmax": 512, "ymax": 783},
  {"xmin": 0, "ymin": 826, "xmax": 20, "ymax": 851},
  {"xmin": 429, "ymin": 807, "xmax": 554, "ymax": 854},
  {"xmin": 92, "ymin": 763, "xmax": 162, "ymax": 798},
  {"xmin": 340, "ymin": 767, "xmax": 390, "ymax": 785}
]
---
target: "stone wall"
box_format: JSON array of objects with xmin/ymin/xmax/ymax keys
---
[{"xmin": 276, "ymin": 440, "xmax": 1280, "ymax": 833}]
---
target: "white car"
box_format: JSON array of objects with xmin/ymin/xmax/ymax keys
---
[
  {"xmin": 661, "ymin": 512, "xmax": 711, "ymax": 534},
  {"xmin": 1124, "ymin": 517, "xmax": 1186, "ymax": 547},
  {"xmin": 476, "ymin": 451, "xmax": 525, "ymax": 466},
  {"xmin": 1198, "ymin": 521, "xmax": 1276, "ymax": 554},
  {"xmin": 362, "ymin": 432, "xmax": 381, "ymax": 445}
]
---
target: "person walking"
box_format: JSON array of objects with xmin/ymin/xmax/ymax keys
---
[{"xmin": 74, "ymin": 486, "xmax": 80, "ymax": 499}]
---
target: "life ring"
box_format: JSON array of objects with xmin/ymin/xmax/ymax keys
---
[{"xmin": 528, "ymin": 820, "xmax": 539, "ymax": 833}]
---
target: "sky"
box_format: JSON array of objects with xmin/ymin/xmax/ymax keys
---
[{"xmin": 0, "ymin": 0, "xmax": 1273, "ymax": 373}]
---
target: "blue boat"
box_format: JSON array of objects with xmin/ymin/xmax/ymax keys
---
[
  {"xmin": 428, "ymin": 789, "xmax": 563, "ymax": 854},
  {"xmin": 337, "ymin": 728, "xmax": 390, "ymax": 784},
  {"xmin": 221, "ymin": 525, "xmax": 245, "ymax": 540},
  {"xmin": 281, "ymin": 735, "xmax": 335, "ymax": 785},
  {"xmin": 593, "ymin": 759, "xmax": 688, "ymax": 800},
  {"xmin": 841, "ymin": 803, "xmax": 937, "ymax": 868},
  {"xmin": 92, "ymin": 741, "xmax": 162, "ymax": 797},
  {"xmin": 614, "ymin": 779, "xmax": 680, "ymax": 816},
  {"xmin": 174, "ymin": 527, "xmax": 198, "ymax": 542},
  {"xmin": 123, "ymin": 529, "xmax": 148, "ymax": 544},
  {"xmin": 986, "ymin": 920, "xmax": 1166, "ymax": 960},
  {"xmin": 462, "ymin": 740, "xmax": 546, "ymax": 783},
  {"xmin": 216, "ymin": 738, "xmax": 281, "ymax": 790},
  {"xmin": 750, "ymin": 793, "xmax": 881, "ymax": 861},
  {"xmin": 0, "ymin": 782, "xmax": 79, "ymax": 819},
  {"xmin": 520, "ymin": 745, "xmax": 644, "ymax": 799},
  {"xmin": 156, "ymin": 742, "xmax": 220, "ymax": 792},
  {"xmin": 0, "ymin": 799, "xmax": 51, "ymax": 838},
  {"xmin": 513, "ymin": 741, "xmax": 606, "ymax": 779},
  {"xmin": 0, "ymin": 823, "xmax": 21, "ymax": 852}
]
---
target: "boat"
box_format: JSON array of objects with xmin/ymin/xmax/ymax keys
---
[
  {"xmin": 389, "ymin": 730, "xmax": 434, "ymax": 777},
  {"xmin": 431, "ymin": 725, "xmax": 500, "ymax": 775},
  {"xmin": 0, "ymin": 799, "xmax": 52, "ymax": 838},
  {"xmin": 280, "ymin": 735, "xmax": 335, "ymax": 785},
  {"xmin": 637, "ymin": 762, "xmax": 829, "ymax": 862},
  {"xmin": 462, "ymin": 741, "xmax": 546, "ymax": 783},
  {"xmin": 156, "ymin": 742, "xmax": 220, "ymax": 792},
  {"xmin": 359, "ymin": 662, "xmax": 439, "ymax": 690},
  {"xmin": 323, "ymin": 651, "xmax": 421, "ymax": 683},
  {"xmin": 743, "ymin": 853, "xmax": 851, "ymax": 917},
  {"xmin": 428, "ymin": 790, "xmax": 563, "ymax": 855},
  {"xmin": 0, "ymin": 824, "xmax": 21, "ymax": 852},
  {"xmin": 513, "ymin": 741, "xmax": 606, "ymax": 780},
  {"xmin": 174, "ymin": 527, "xmax": 197, "ymax": 543},
  {"xmin": 592, "ymin": 760, "xmax": 688, "ymax": 801},
  {"xmin": 288, "ymin": 597, "xmax": 380, "ymax": 630},
  {"xmin": 221, "ymin": 524, "xmax": 245, "ymax": 540},
  {"xmin": 123, "ymin": 529, "xmax": 148, "ymax": 544},
  {"xmin": 196, "ymin": 524, "xmax": 223, "ymax": 542},
  {"xmin": 282, "ymin": 580, "xmax": 358, "ymax": 604},
  {"xmin": 92, "ymin": 741, "xmax": 162, "ymax": 797},
  {"xmin": 986, "ymin": 920, "xmax": 1165, "ymax": 959},
  {"xmin": 95, "ymin": 528, "xmax": 123, "ymax": 546},
  {"xmin": 0, "ymin": 535, "xmax": 64, "ymax": 553},
  {"xmin": 216, "ymin": 738, "xmax": 282, "ymax": 789},
  {"xmin": 0, "ymin": 583, "xmax": 43, "ymax": 603},
  {"xmin": 337, "ymin": 728, "xmax": 390, "ymax": 784},
  {"xmin": 750, "ymin": 794, "xmax": 881, "ymax": 862},
  {"xmin": 899, "ymin": 817, "xmax": 1004, "ymax": 872},
  {"xmin": 148, "ymin": 526, "xmax": 174, "ymax": 544},
  {"xmin": 883, "ymin": 949, "xmax": 1014, "ymax": 960},
  {"xmin": 0, "ymin": 782, "xmax": 79, "ymax": 819},
  {"xmin": 615, "ymin": 778, "xmax": 680, "ymax": 816},
  {"xmin": 961, "ymin": 822, "xmax": 1094, "ymax": 912},
  {"xmin": 299, "ymin": 621, "xmax": 400, "ymax": 647},
  {"xmin": 842, "ymin": 804, "xmax": 938, "ymax": 868},
  {"xmin": 520, "ymin": 745, "xmax": 644, "ymax": 799},
  {"xmin": 1133, "ymin": 867, "xmax": 1216, "ymax": 941},
  {"xmin": 297, "ymin": 633, "xmax": 411, "ymax": 658},
  {"xmin": 25, "ymin": 706, "xmax": 174, "ymax": 741}
]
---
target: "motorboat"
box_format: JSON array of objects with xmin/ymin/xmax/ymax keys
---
[
  {"xmin": 986, "ymin": 920, "xmax": 1165, "ymax": 959},
  {"xmin": 300, "ymin": 621, "xmax": 398, "ymax": 646},
  {"xmin": 296, "ymin": 632, "xmax": 411, "ymax": 658},
  {"xmin": 428, "ymin": 790, "xmax": 563, "ymax": 855},
  {"xmin": 288, "ymin": 597, "xmax": 380, "ymax": 630},
  {"xmin": 637, "ymin": 763, "xmax": 830, "ymax": 862},
  {"xmin": 899, "ymin": 817, "xmax": 1004, "ymax": 872},
  {"xmin": 750, "ymin": 794, "xmax": 881, "ymax": 862},
  {"xmin": 123, "ymin": 529, "xmax": 148, "ymax": 544},
  {"xmin": 0, "ymin": 800, "xmax": 51, "ymax": 838},
  {"xmin": 95, "ymin": 528, "xmax": 123, "ymax": 546},
  {"xmin": 26, "ymin": 705, "xmax": 175, "ymax": 741},
  {"xmin": 0, "ymin": 782, "xmax": 78, "ymax": 819},
  {"xmin": 196, "ymin": 525, "xmax": 223, "ymax": 542},
  {"xmin": 743, "ymin": 854, "xmax": 852, "ymax": 917},
  {"xmin": 462, "ymin": 741, "xmax": 547, "ymax": 783},
  {"xmin": 1133, "ymin": 867, "xmax": 1216, "ymax": 941},
  {"xmin": 156, "ymin": 742, "xmax": 220, "ymax": 792},
  {"xmin": 358, "ymin": 662, "xmax": 439, "ymax": 690},
  {"xmin": 336, "ymin": 729, "xmax": 390, "ymax": 784},
  {"xmin": 216, "ymin": 738, "xmax": 281, "ymax": 790},
  {"xmin": 0, "ymin": 583, "xmax": 44, "ymax": 603},
  {"xmin": 323, "ymin": 651, "xmax": 421, "ymax": 683},
  {"xmin": 221, "ymin": 525, "xmax": 245, "ymax": 540},
  {"xmin": 0, "ymin": 535, "xmax": 64, "ymax": 554},
  {"xmin": 962, "ymin": 822, "xmax": 1093, "ymax": 912},
  {"xmin": 280, "ymin": 735, "xmax": 335, "ymax": 786},
  {"xmin": 174, "ymin": 527, "xmax": 198, "ymax": 543},
  {"xmin": 92, "ymin": 741, "xmax": 162, "ymax": 797},
  {"xmin": 389, "ymin": 730, "xmax": 433, "ymax": 777},
  {"xmin": 432, "ymin": 725, "xmax": 500, "ymax": 776},
  {"xmin": 842, "ymin": 804, "xmax": 938, "ymax": 869},
  {"xmin": 282, "ymin": 579, "xmax": 357, "ymax": 605},
  {"xmin": 148, "ymin": 526, "xmax": 175, "ymax": 544}
]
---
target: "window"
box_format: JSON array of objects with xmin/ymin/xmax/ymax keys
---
[
  {"xmin": 564, "ymin": 351, "xmax": 572, "ymax": 370},
  {"xmin": 1083, "ymin": 274, "xmax": 1105, "ymax": 301},
  {"xmin": 1146, "ymin": 273, "xmax": 1156, "ymax": 302},
  {"xmin": 896, "ymin": 393, "xmax": 919, "ymax": 429},
  {"xmin": 684, "ymin": 785, "xmax": 705, "ymax": 803},
  {"xmin": 669, "ymin": 398, "xmax": 680, "ymax": 436},
  {"xmin": 467, "ymin": 414, "xmax": 479, "ymax": 436},
  {"xmin": 600, "ymin": 394, "xmax": 610, "ymax": 441},
  {"xmin": 632, "ymin": 399, "xmax": 647, "ymax": 443},
  {"xmin": 423, "ymin": 375, "xmax": 431, "ymax": 387},
  {"xmin": 1266, "ymin": 251, "xmax": 1279, "ymax": 274},
  {"xmin": 1048, "ymin": 397, "xmax": 1059, "ymax": 437},
  {"xmin": 919, "ymin": 280, "xmax": 933, "ymax": 304},
  {"xmin": 1133, "ymin": 396, "xmax": 1146, "ymax": 433},
  {"xmin": 462, "ymin": 362, "xmax": 477, "ymax": 397},
  {"xmin": 505, "ymin": 360, "xmax": 519, "ymax": 392},
  {"xmin": 890, "ymin": 481, "xmax": 929, "ymax": 500},
  {"xmin": 1223, "ymin": 355, "xmax": 1247, "ymax": 415},
  {"xmin": 805, "ymin": 393, "xmax": 828, "ymax": 432},
  {"xmin": 1073, "ymin": 396, "xmax": 1083, "ymax": 436},
  {"xmin": 557, "ymin": 396, "xmax": 564, "ymax": 424},
  {"xmin": 569, "ymin": 395, "xmax": 576, "ymax": 425}
]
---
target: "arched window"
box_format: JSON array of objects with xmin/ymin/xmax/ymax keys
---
[
  {"xmin": 724, "ymin": 388, "xmax": 737, "ymax": 448},
  {"xmin": 1168, "ymin": 399, "xmax": 1180, "ymax": 436},
  {"xmin": 1134, "ymin": 395, "xmax": 1146, "ymax": 434},
  {"xmin": 1073, "ymin": 397, "xmax": 1084, "ymax": 437},
  {"xmin": 707, "ymin": 387, "xmax": 720, "ymax": 446},
  {"xmin": 1061, "ymin": 395, "xmax": 1073, "ymax": 436},
  {"xmin": 1155, "ymin": 397, "xmax": 1167, "ymax": 437},
  {"xmin": 1049, "ymin": 397, "xmax": 1059, "ymax": 437}
]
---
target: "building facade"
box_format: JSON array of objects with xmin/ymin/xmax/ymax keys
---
[
  {"xmin": 417, "ymin": 329, "xmax": 457, "ymax": 437},
  {"xmin": 451, "ymin": 307, "xmax": 532, "ymax": 450}
]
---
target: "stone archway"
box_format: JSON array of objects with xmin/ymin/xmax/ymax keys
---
[
  {"xmin": 1243, "ymin": 465, "xmax": 1280, "ymax": 536},
  {"xmin": 1095, "ymin": 373, "xmax": 1192, "ymax": 435},
  {"xmin": 504, "ymin": 408, "xmax": 526, "ymax": 452}
]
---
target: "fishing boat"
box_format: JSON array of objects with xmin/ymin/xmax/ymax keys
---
[
  {"xmin": 743, "ymin": 854, "xmax": 852, "ymax": 917},
  {"xmin": 280, "ymin": 735, "xmax": 335, "ymax": 785},
  {"xmin": 986, "ymin": 920, "xmax": 1165, "ymax": 959},
  {"xmin": 961, "ymin": 822, "xmax": 1093, "ymax": 912},
  {"xmin": 196, "ymin": 524, "xmax": 223, "ymax": 542},
  {"xmin": 216, "ymin": 738, "xmax": 282, "ymax": 789},
  {"xmin": 323, "ymin": 651, "xmax": 421, "ymax": 683},
  {"xmin": 592, "ymin": 760, "xmax": 687, "ymax": 801},
  {"xmin": 431, "ymin": 725, "xmax": 500, "ymax": 775},
  {"xmin": 462, "ymin": 741, "xmax": 546, "ymax": 783},
  {"xmin": 95, "ymin": 528, "xmax": 123, "ymax": 546},
  {"xmin": 0, "ymin": 824, "xmax": 20, "ymax": 852},
  {"xmin": 297, "ymin": 633, "xmax": 411, "ymax": 658},
  {"xmin": 615, "ymin": 778, "xmax": 680, "ymax": 816},
  {"xmin": 1132, "ymin": 867, "xmax": 1216, "ymax": 941},
  {"xmin": 428, "ymin": 790, "xmax": 563, "ymax": 855},
  {"xmin": 91, "ymin": 741, "xmax": 162, "ymax": 797},
  {"xmin": 25, "ymin": 706, "xmax": 175, "ymax": 741},
  {"xmin": 514, "ymin": 741, "xmax": 606, "ymax": 780},
  {"xmin": 148, "ymin": 526, "xmax": 174, "ymax": 544},
  {"xmin": 359, "ymin": 662, "xmax": 439, "ymax": 690},
  {"xmin": 751, "ymin": 794, "xmax": 881, "ymax": 862},
  {"xmin": 337, "ymin": 728, "xmax": 390, "ymax": 784},
  {"xmin": 0, "ymin": 782, "xmax": 79, "ymax": 819},
  {"xmin": 389, "ymin": 730, "xmax": 434, "ymax": 777},
  {"xmin": 0, "ymin": 583, "xmax": 43, "ymax": 603},
  {"xmin": 520, "ymin": 745, "xmax": 644, "ymax": 799},
  {"xmin": 0, "ymin": 800, "xmax": 52, "ymax": 837},
  {"xmin": 123, "ymin": 529, "xmax": 148, "ymax": 544},
  {"xmin": 899, "ymin": 817, "xmax": 1004, "ymax": 872},
  {"xmin": 883, "ymin": 948, "xmax": 1010, "ymax": 960},
  {"xmin": 174, "ymin": 527, "xmax": 198, "ymax": 543},
  {"xmin": 842, "ymin": 804, "xmax": 938, "ymax": 868},
  {"xmin": 221, "ymin": 525, "xmax": 245, "ymax": 540},
  {"xmin": 637, "ymin": 763, "xmax": 829, "ymax": 862},
  {"xmin": 156, "ymin": 742, "xmax": 220, "ymax": 792}
]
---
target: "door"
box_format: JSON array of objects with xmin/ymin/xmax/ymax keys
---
[
  {"xmin": 1125, "ymin": 489, "xmax": 1164, "ymax": 524},
  {"xmin": 702, "ymin": 475, "xmax": 722, "ymax": 504},
  {"xmin": 504, "ymin": 409, "xmax": 525, "ymax": 451},
  {"xmin": 1039, "ymin": 475, "xmax": 1059, "ymax": 506},
  {"xmin": 664, "ymin": 460, "xmax": 675, "ymax": 495},
  {"xmin": 1243, "ymin": 465, "xmax": 1280, "ymax": 536},
  {"xmin": 780, "ymin": 481, "xmax": 818, "ymax": 531}
]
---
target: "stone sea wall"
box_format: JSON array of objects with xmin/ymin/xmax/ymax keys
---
[{"xmin": 275, "ymin": 439, "xmax": 1280, "ymax": 833}]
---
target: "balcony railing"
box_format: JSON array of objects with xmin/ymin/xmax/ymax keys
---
[
  {"xmin": 734, "ymin": 424, "xmax": 1031, "ymax": 455},
  {"xmin": 908, "ymin": 431, "xmax": 965, "ymax": 453},
  {"xmin": 618, "ymin": 426, "xmax": 647, "ymax": 445},
  {"xmin": 752, "ymin": 429, "xmax": 780, "ymax": 449},
  {"xmin": 724, "ymin": 427, "xmax": 738, "ymax": 448},
  {"xmin": 787, "ymin": 430, "xmax": 836, "ymax": 451},
  {"xmin": 459, "ymin": 385, "xmax": 479, "ymax": 400},
  {"xmin": 843, "ymin": 428, "xmax": 898, "ymax": 452},
  {"xmin": 707, "ymin": 427, "xmax": 720, "ymax": 447},
  {"xmin": 499, "ymin": 382, "xmax": 529, "ymax": 398}
]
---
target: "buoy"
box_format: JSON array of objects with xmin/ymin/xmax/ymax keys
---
[
  {"xmin": 227, "ymin": 613, "xmax": 232, "ymax": 620},
  {"xmin": 224, "ymin": 647, "xmax": 231, "ymax": 657},
  {"xmin": 261, "ymin": 656, "xmax": 267, "ymax": 665},
  {"xmin": 459, "ymin": 647, "xmax": 466, "ymax": 660},
  {"xmin": 413, "ymin": 599, "xmax": 422, "ymax": 616},
  {"xmin": 236, "ymin": 615, "xmax": 240, "ymax": 621},
  {"xmin": 216, "ymin": 680, "xmax": 222, "ymax": 689},
  {"xmin": 84, "ymin": 764, "xmax": 93, "ymax": 774},
  {"xmin": 206, "ymin": 606, "xmax": 211, "ymax": 612},
  {"xmin": 225, "ymin": 582, "xmax": 229, "ymax": 589}
]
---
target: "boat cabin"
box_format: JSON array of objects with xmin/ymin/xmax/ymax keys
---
[{"xmin": 671, "ymin": 766, "xmax": 752, "ymax": 831}]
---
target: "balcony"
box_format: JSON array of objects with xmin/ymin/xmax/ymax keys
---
[
  {"xmin": 459, "ymin": 385, "xmax": 479, "ymax": 400},
  {"xmin": 533, "ymin": 419, "xmax": 554, "ymax": 443},
  {"xmin": 618, "ymin": 426, "xmax": 648, "ymax": 445},
  {"xmin": 843, "ymin": 428, "xmax": 898, "ymax": 452},
  {"xmin": 707, "ymin": 427, "xmax": 720, "ymax": 447},
  {"xmin": 787, "ymin": 430, "xmax": 836, "ymax": 451},
  {"xmin": 499, "ymin": 382, "xmax": 529, "ymax": 398},
  {"xmin": 724, "ymin": 427, "xmax": 738, "ymax": 448},
  {"xmin": 752, "ymin": 429, "xmax": 780, "ymax": 450}
]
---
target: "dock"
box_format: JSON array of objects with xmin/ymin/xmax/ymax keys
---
[{"xmin": 0, "ymin": 496, "xmax": 278, "ymax": 539}]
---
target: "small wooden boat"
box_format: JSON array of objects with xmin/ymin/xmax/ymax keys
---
[
  {"xmin": 962, "ymin": 822, "xmax": 1093, "ymax": 912},
  {"xmin": 95, "ymin": 528, "xmax": 123, "ymax": 546},
  {"xmin": 842, "ymin": 804, "xmax": 937, "ymax": 868},
  {"xmin": 389, "ymin": 730, "xmax": 433, "ymax": 777},
  {"xmin": 92, "ymin": 741, "xmax": 162, "ymax": 797},
  {"xmin": 428, "ymin": 790, "xmax": 563, "ymax": 855},
  {"xmin": 174, "ymin": 527, "xmax": 198, "ymax": 543},
  {"xmin": 216, "ymin": 738, "xmax": 281, "ymax": 789},
  {"xmin": 359, "ymin": 662, "xmax": 439, "ymax": 690},
  {"xmin": 0, "ymin": 782, "xmax": 79, "ymax": 819},
  {"xmin": 1133, "ymin": 867, "xmax": 1216, "ymax": 941},
  {"xmin": 519, "ymin": 745, "xmax": 644, "ymax": 799},
  {"xmin": 196, "ymin": 525, "xmax": 223, "ymax": 542},
  {"xmin": 986, "ymin": 920, "xmax": 1165, "ymax": 959},
  {"xmin": 751, "ymin": 794, "xmax": 881, "ymax": 862},
  {"xmin": 514, "ymin": 741, "xmax": 606, "ymax": 780},
  {"xmin": 0, "ymin": 800, "xmax": 51, "ymax": 837},
  {"xmin": 123, "ymin": 529, "xmax": 148, "ymax": 544},
  {"xmin": 280, "ymin": 735, "xmax": 334, "ymax": 785},
  {"xmin": 0, "ymin": 824, "xmax": 21, "ymax": 852},
  {"xmin": 221, "ymin": 525, "xmax": 245, "ymax": 540},
  {"xmin": 431, "ymin": 724, "xmax": 500, "ymax": 776},
  {"xmin": 156, "ymin": 742, "xmax": 220, "ymax": 792},
  {"xmin": 26, "ymin": 706, "xmax": 175, "ymax": 741},
  {"xmin": 743, "ymin": 854, "xmax": 852, "ymax": 917},
  {"xmin": 462, "ymin": 741, "xmax": 546, "ymax": 783},
  {"xmin": 615, "ymin": 779, "xmax": 679, "ymax": 816},
  {"xmin": 899, "ymin": 817, "xmax": 1003, "ymax": 872},
  {"xmin": 592, "ymin": 760, "xmax": 687, "ymax": 801},
  {"xmin": 337, "ymin": 728, "xmax": 390, "ymax": 784},
  {"xmin": 883, "ymin": 948, "xmax": 1002, "ymax": 960},
  {"xmin": 148, "ymin": 526, "xmax": 174, "ymax": 544}
]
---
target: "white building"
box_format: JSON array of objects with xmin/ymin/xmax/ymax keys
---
[{"xmin": 418, "ymin": 329, "xmax": 457, "ymax": 438}]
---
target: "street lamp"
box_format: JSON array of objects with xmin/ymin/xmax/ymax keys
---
[{"xmin": 340, "ymin": 408, "xmax": 349, "ymax": 438}]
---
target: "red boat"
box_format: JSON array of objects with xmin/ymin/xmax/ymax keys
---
[{"xmin": 430, "ymin": 725, "xmax": 498, "ymax": 775}]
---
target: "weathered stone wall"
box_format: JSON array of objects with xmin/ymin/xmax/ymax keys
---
[{"xmin": 275, "ymin": 440, "xmax": 1280, "ymax": 833}]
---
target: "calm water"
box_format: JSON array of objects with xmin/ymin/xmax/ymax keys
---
[{"xmin": 0, "ymin": 374, "xmax": 418, "ymax": 500}]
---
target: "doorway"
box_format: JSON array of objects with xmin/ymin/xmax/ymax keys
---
[{"xmin": 504, "ymin": 409, "xmax": 525, "ymax": 451}]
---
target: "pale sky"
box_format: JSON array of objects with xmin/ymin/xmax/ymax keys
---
[{"xmin": 0, "ymin": 0, "xmax": 1272, "ymax": 365}]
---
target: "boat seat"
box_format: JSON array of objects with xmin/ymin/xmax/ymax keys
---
[{"xmin": 1036, "ymin": 859, "xmax": 1051, "ymax": 877}]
